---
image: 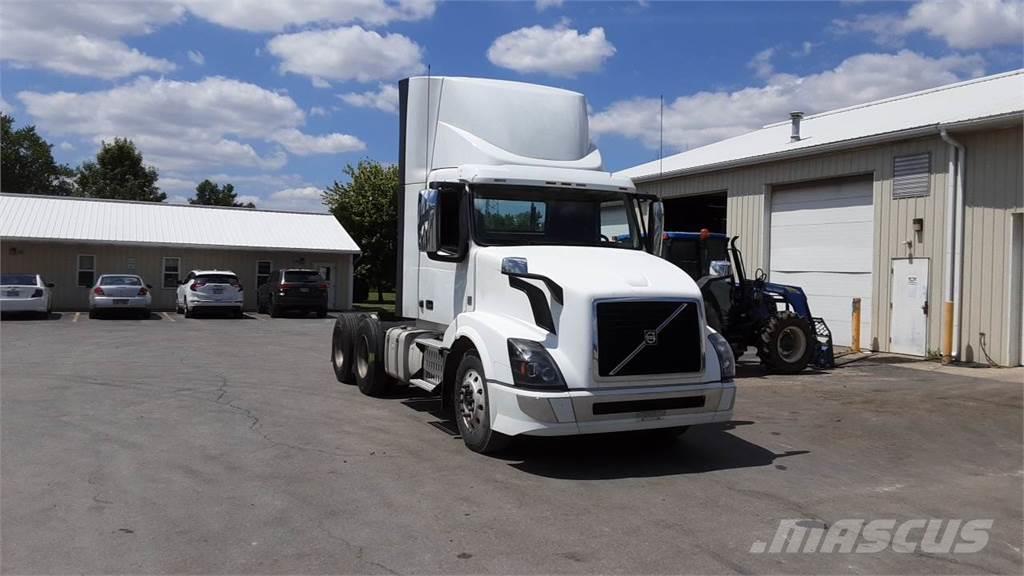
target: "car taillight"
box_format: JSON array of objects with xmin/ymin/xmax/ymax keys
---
[
  {"xmin": 319, "ymin": 283, "xmax": 328, "ymax": 291},
  {"xmin": 190, "ymin": 282, "xmax": 204, "ymax": 291},
  {"xmin": 31, "ymin": 289, "xmax": 43, "ymax": 298},
  {"xmin": 233, "ymin": 281, "xmax": 243, "ymax": 291},
  {"xmin": 279, "ymin": 283, "xmax": 292, "ymax": 290},
  {"xmin": 138, "ymin": 287, "xmax": 148, "ymax": 296},
  {"xmin": 93, "ymin": 287, "xmax": 105, "ymax": 295}
]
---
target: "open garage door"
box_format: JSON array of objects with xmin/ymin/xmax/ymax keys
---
[
  {"xmin": 664, "ymin": 191, "xmax": 727, "ymax": 234},
  {"xmin": 770, "ymin": 176, "xmax": 874, "ymax": 349}
]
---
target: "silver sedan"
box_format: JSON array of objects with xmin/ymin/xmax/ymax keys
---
[{"xmin": 89, "ymin": 274, "xmax": 153, "ymax": 319}]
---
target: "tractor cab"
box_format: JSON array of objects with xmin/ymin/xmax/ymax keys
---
[{"xmin": 657, "ymin": 230, "xmax": 835, "ymax": 373}]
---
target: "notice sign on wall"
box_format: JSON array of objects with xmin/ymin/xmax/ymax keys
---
[{"xmin": 127, "ymin": 257, "xmax": 137, "ymax": 273}]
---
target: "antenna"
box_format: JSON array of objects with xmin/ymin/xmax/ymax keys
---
[
  {"xmin": 424, "ymin": 64, "xmax": 431, "ymax": 187},
  {"xmin": 658, "ymin": 94, "xmax": 664, "ymax": 199}
]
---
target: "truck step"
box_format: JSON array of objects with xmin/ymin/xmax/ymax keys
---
[{"xmin": 409, "ymin": 378, "xmax": 440, "ymax": 393}]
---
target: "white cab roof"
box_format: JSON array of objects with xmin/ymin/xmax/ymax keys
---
[
  {"xmin": 618, "ymin": 69, "xmax": 1024, "ymax": 181},
  {"xmin": 0, "ymin": 194, "xmax": 360, "ymax": 254}
]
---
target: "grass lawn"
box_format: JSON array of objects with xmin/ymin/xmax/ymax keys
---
[{"xmin": 353, "ymin": 291, "xmax": 396, "ymax": 315}]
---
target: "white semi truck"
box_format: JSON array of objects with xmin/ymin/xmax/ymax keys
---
[{"xmin": 330, "ymin": 76, "xmax": 736, "ymax": 453}]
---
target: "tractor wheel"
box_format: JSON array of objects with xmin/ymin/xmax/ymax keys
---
[{"xmin": 757, "ymin": 311, "xmax": 815, "ymax": 374}]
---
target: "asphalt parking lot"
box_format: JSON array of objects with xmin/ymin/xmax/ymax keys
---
[{"xmin": 2, "ymin": 313, "xmax": 1022, "ymax": 574}]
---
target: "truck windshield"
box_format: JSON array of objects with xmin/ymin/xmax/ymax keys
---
[{"xmin": 471, "ymin": 185, "xmax": 641, "ymax": 249}]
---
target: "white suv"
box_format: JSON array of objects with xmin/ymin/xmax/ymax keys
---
[{"xmin": 176, "ymin": 270, "xmax": 244, "ymax": 318}]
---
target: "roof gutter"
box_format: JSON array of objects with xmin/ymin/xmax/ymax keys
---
[{"xmin": 628, "ymin": 112, "xmax": 1022, "ymax": 183}]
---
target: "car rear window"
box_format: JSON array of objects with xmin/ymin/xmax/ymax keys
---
[
  {"xmin": 196, "ymin": 274, "xmax": 238, "ymax": 284},
  {"xmin": 0, "ymin": 274, "xmax": 37, "ymax": 286},
  {"xmin": 99, "ymin": 275, "xmax": 142, "ymax": 286},
  {"xmin": 284, "ymin": 271, "xmax": 322, "ymax": 283}
]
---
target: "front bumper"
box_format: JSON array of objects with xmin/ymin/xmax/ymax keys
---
[
  {"xmin": 0, "ymin": 297, "xmax": 47, "ymax": 313},
  {"xmin": 91, "ymin": 296, "xmax": 150, "ymax": 309},
  {"xmin": 488, "ymin": 380, "xmax": 735, "ymax": 437}
]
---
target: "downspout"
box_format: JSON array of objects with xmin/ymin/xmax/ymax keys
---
[{"xmin": 939, "ymin": 128, "xmax": 965, "ymax": 362}]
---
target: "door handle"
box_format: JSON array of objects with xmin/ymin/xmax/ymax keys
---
[
  {"xmin": 425, "ymin": 300, "xmax": 433, "ymax": 310},
  {"xmin": 922, "ymin": 300, "xmax": 929, "ymax": 315}
]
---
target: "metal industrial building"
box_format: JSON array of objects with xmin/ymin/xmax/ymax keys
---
[
  {"xmin": 618, "ymin": 70, "xmax": 1024, "ymax": 366},
  {"xmin": 0, "ymin": 194, "xmax": 361, "ymax": 311}
]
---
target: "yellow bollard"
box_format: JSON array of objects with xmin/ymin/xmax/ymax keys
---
[{"xmin": 851, "ymin": 298, "xmax": 861, "ymax": 353}]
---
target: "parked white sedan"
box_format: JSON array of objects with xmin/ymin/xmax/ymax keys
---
[
  {"xmin": 0, "ymin": 273, "xmax": 53, "ymax": 318},
  {"xmin": 176, "ymin": 270, "xmax": 244, "ymax": 318},
  {"xmin": 89, "ymin": 274, "xmax": 153, "ymax": 318}
]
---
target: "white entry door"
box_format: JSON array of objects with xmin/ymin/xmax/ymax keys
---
[
  {"xmin": 890, "ymin": 258, "xmax": 929, "ymax": 356},
  {"xmin": 313, "ymin": 262, "xmax": 336, "ymax": 309}
]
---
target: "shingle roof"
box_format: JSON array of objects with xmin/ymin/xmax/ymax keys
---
[
  {"xmin": 617, "ymin": 69, "xmax": 1024, "ymax": 181},
  {"xmin": 0, "ymin": 194, "xmax": 360, "ymax": 254}
]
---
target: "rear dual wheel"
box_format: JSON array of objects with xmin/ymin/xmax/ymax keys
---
[{"xmin": 331, "ymin": 313, "xmax": 364, "ymax": 384}]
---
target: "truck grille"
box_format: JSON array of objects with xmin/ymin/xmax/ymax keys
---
[{"xmin": 595, "ymin": 300, "xmax": 703, "ymax": 377}]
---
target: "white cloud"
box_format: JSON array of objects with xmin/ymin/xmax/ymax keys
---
[
  {"xmin": 0, "ymin": 96, "xmax": 13, "ymax": 114},
  {"xmin": 487, "ymin": 24, "xmax": 616, "ymax": 77},
  {"xmin": 159, "ymin": 177, "xmax": 197, "ymax": 193},
  {"xmin": 748, "ymin": 48, "xmax": 775, "ymax": 79},
  {"xmin": 268, "ymin": 26, "xmax": 425, "ymax": 83},
  {"xmin": 536, "ymin": 0, "xmax": 564, "ymax": 11},
  {"xmin": 591, "ymin": 50, "xmax": 986, "ymax": 151},
  {"xmin": 181, "ymin": 0, "xmax": 436, "ymax": 32},
  {"xmin": 0, "ymin": 1, "xmax": 180, "ymax": 79},
  {"xmin": 834, "ymin": 0, "xmax": 1024, "ymax": 49},
  {"xmin": 58, "ymin": 141, "xmax": 76, "ymax": 151},
  {"xmin": 339, "ymin": 84, "xmax": 400, "ymax": 113},
  {"xmin": 311, "ymin": 76, "xmax": 332, "ymax": 89},
  {"xmin": 17, "ymin": 76, "xmax": 364, "ymax": 173},
  {"xmin": 273, "ymin": 129, "xmax": 366, "ymax": 155},
  {"xmin": 249, "ymin": 186, "xmax": 327, "ymax": 212},
  {"xmin": 187, "ymin": 49, "xmax": 205, "ymax": 65},
  {"xmin": 168, "ymin": 195, "xmax": 190, "ymax": 205},
  {"xmin": 310, "ymin": 106, "xmax": 328, "ymax": 117}
]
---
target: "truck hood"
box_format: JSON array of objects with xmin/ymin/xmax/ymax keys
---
[{"xmin": 475, "ymin": 244, "xmax": 702, "ymax": 300}]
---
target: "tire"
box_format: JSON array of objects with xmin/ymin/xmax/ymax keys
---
[
  {"xmin": 88, "ymin": 309, "xmax": 98, "ymax": 319},
  {"xmin": 757, "ymin": 311, "xmax": 815, "ymax": 374},
  {"xmin": 331, "ymin": 313, "xmax": 363, "ymax": 384},
  {"xmin": 452, "ymin": 351, "xmax": 509, "ymax": 454},
  {"xmin": 316, "ymin": 307, "xmax": 328, "ymax": 319},
  {"xmin": 257, "ymin": 296, "xmax": 267, "ymax": 314},
  {"xmin": 235, "ymin": 308, "xmax": 244, "ymax": 319},
  {"xmin": 184, "ymin": 301, "xmax": 194, "ymax": 318},
  {"xmin": 269, "ymin": 298, "xmax": 282, "ymax": 318},
  {"xmin": 353, "ymin": 315, "xmax": 392, "ymax": 396},
  {"xmin": 704, "ymin": 303, "xmax": 722, "ymax": 332},
  {"xmin": 141, "ymin": 308, "xmax": 151, "ymax": 320}
]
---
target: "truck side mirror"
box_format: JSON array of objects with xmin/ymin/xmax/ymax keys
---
[
  {"xmin": 417, "ymin": 189, "xmax": 440, "ymax": 253},
  {"xmin": 648, "ymin": 200, "xmax": 665, "ymax": 256},
  {"xmin": 709, "ymin": 260, "xmax": 732, "ymax": 278}
]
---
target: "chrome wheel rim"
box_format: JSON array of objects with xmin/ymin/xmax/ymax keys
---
[
  {"xmin": 778, "ymin": 326, "xmax": 808, "ymax": 363},
  {"xmin": 457, "ymin": 368, "xmax": 485, "ymax": 433},
  {"xmin": 333, "ymin": 334, "xmax": 346, "ymax": 368},
  {"xmin": 356, "ymin": 335, "xmax": 369, "ymax": 379}
]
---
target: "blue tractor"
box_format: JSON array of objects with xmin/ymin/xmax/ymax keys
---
[{"xmin": 659, "ymin": 231, "xmax": 834, "ymax": 373}]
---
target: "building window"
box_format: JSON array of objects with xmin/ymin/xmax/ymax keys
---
[
  {"xmin": 77, "ymin": 254, "xmax": 96, "ymax": 287},
  {"xmin": 162, "ymin": 257, "xmax": 181, "ymax": 288},
  {"xmin": 892, "ymin": 152, "xmax": 931, "ymax": 198},
  {"xmin": 256, "ymin": 260, "xmax": 272, "ymax": 286}
]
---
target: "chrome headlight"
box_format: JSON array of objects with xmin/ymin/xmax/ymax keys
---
[
  {"xmin": 507, "ymin": 338, "xmax": 567, "ymax": 390},
  {"xmin": 708, "ymin": 332, "xmax": 735, "ymax": 382}
]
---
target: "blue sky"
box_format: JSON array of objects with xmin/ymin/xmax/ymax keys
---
[{"xmin": 1, "ymin": 0, "xmax": 1021, "ymax": 211}]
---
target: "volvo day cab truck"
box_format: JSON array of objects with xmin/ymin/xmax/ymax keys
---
[{"xmin": 330, "ymin": 76, "xmax": 736, "ymax": 453}]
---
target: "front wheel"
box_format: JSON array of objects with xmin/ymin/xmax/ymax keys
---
[
  {"xmin": 758, "ymin": 311, "xmax": 815, "ymax": 374},
  {"xmin": 453, "ymin": 351, "xmax": 509, "ymax": 454}
]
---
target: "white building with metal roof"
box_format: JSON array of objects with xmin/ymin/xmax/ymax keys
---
[
  {"xmin": 0, "ymin": 194, "xmax": 361, "ymax": 311},
  {"xmin": 617, "ymin": 69, "xmax": 1024, "ymax": 366}
]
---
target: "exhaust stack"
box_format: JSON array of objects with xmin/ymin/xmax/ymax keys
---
[{"xmin": 790, "ymin": 111, "xmax": 804, "ymax": 142}]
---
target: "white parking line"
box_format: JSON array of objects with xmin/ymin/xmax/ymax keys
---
[
  {"xmin": 249, "ymin": 313, "xmax": 266, "ymax": 321},
  {"xmin": 161, "ymin": 312, "xmax": 176, "ymax": 322},
  {"xmin": 72, "ymin": 312, "xmax": 80, "ymax": 323}
]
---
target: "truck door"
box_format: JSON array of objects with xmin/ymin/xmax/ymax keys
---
[{"xmin": 418, "ymin": 187, "xmax": 470, "ymax": 325}]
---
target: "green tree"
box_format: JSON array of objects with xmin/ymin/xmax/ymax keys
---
[
  {"xmin": 322, "ymin": 160, "xmax": 398, "ymax": 301},
  {"xmin": 189, "ymin": 179, "xmax": 254, "ymax": 208},
  {"xmin": 76, "ymin": 137, "xmax": 164, "ymax": 202},
  {"xmin": 0, "ymin": 113, "xmax": 75, "ymax": 195}
]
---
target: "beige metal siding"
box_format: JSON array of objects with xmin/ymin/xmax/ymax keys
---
[
  {"xmin": 958, "ymin": 125, "xmax": 1023, "ymax": 365},
  {"xmin": 0, "ymin": 242, "xmax": 353, "ymax": 312}
]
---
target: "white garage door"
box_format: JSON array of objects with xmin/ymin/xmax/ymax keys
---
[{"xmin": 770, "ymin": 177, "xmax": 874, "ymax": 348}]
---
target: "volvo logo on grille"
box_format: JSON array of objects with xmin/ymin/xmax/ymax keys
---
[{"xmin": 643, "ymin": 329, "xmax": 658, "ymax": 345}]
